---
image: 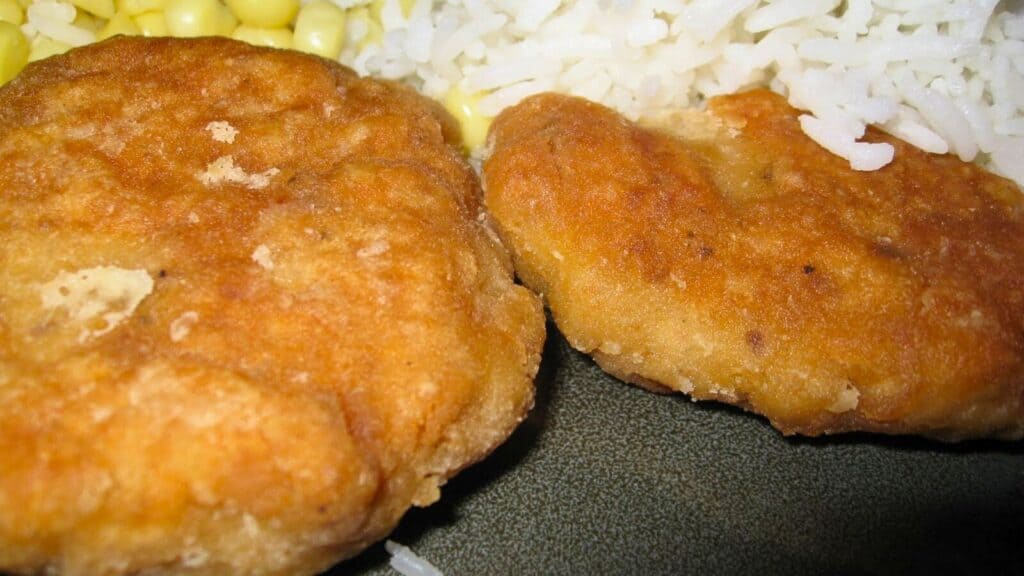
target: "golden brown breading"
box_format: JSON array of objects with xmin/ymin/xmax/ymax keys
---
[
  {"xmin": 482, "ymin": 89, "xmax": 1024, "ymax": 441},
  {"xmin": 0, "ymin": 37, "xmax": 544, "ymax": 575}
]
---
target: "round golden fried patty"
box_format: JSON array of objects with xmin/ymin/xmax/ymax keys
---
[
  {"xmin": 482, "ymin": 90, "xmax": 1024, "ymax": 441},
  {"xmin": 0, "ymin": 37, "xmax": 544, "ymax": 574}
]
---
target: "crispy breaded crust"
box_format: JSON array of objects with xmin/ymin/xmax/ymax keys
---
[
  {"xmin": 0, "ymin": 37, "xmax": 544, "ymax": 574},
  {"xmin": 483, "ymin": 90, "xmax": 1024, "ymax": 441}
]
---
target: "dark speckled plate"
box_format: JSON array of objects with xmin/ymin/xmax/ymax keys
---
[{"xmin": 330, "ymin": 319, "xmax": 1024, "ymax": 575}]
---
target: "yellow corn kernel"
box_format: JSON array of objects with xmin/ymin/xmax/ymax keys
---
[
  {"xmin": 164, "ymin": 0, "xmax": 225, "ymax": 37},
  {"xmin": 224, "ymin": 0, "xmax": 296, "ymax": 29},
  {"xmin": 97, "ymin": 10, "xmax": 139, "ymax": 39},
  {"xmin": 133, "ymin": 10, "xmax": 166, "ymax": 35},
  {"xmin": 117, "ymin": 0, "xmax": 163, "ymax": 16},
  {"xmin": 217, "ymin": 3, "xmax": 236, "ymax": 35},
  {"xmin": 349, "ymin": 7, "xmax": 380, "ymax": 50},
  {"xmin": 73, "ymin": 10, "xmax": 104, "ymax": 31},
  {"xmin": 442, "ymin": 86, "xmax": 492, "ymax": 151},
  {"xmin": 70, "ymin": 0, "xmax": 114, "ymax": 18},
  {"xmin": 28, "ymin": 35, "xmax": 69, "ymax": 62},
  {"xmin": 0, "ymin": 21, "xmax": 28, "ymax": 85},
  {"xmin": 370, "ymin": 0, "xmax": 415, "ymax": 21},
  {"xmin": 292, "ymin": 0, "xmax": 344, "ymax": 60},
  {"xmin": 231, "ymin": 25, "xmax": 291, "ymax": 48},
  {"xmin": 0, "ymin": 0, "xmax": 24, "ymax": 25}
]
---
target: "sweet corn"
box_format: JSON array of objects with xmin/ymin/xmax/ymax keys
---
[
  {"xmin": 73, "ymin": 10, "xmax": 104, "ymax": 31},
  {"xmin": 0, "ymin": 0, "xmax": 24, "ymax": 25},
  {"xmin": 28, "ymin": 34, "xmax": 69, "ymax": 62},
  {"xmin": 0, "ymin": 20, "xmax": 28, "ymax": 85},
  {"xmin": 442, "ymin": 86, "xmax": 492, "ymax": 151},
  {"xmin": 232, "ymin": 25, "xmax": 291, "ymax": 48},
  {"xmin": 116, "ymin": 0, "xmax": 163, "ymax": 15},
  {"xmin": 97, "ymin": 10, "xmax": 139, "ymax": 39},
  {"xmin": 370, "ymin": 0, "xmax": 416, "ymax": 21},
  {"xmin": 349, "ymin": 7, "xmax": 380, "ymax": 50},
  {"xmin": 225, "ymin": 0, "xmax": 296, "ymax": 29},
  {"xmin": 116, "ymin": 0, "xmax": 163, "ymax": 16},
  {"xmin": 133, "ymin": 10, "xmax": 166, "ymax": 35},
  {"xmin": 70, "ymin": 0, "xmax": 115, "ymax": 19},
  {"xmin": 292, "ymin": 0, "xmax": 344, "ymax": 60},
  {"xmin": 217, "ymin": 3, "xmax": 236, "ymax": 35},
  {"xmin": 164, "ymin": 0, "xmax": 225, "ymax": 37}
]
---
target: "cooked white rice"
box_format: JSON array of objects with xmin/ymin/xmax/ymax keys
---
[
  {"xmin": 384, "ymin": 540, "xmax": 444, "ymax": 576},
  {"xmin": 22, "ymin": 0, "xmax": 95, "ymax": 47},
  {"xmin": 346, "ymin": 0, "xmax": 1024, "ymax": 186}
]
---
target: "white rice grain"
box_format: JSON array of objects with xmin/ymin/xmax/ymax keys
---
[
  {"xmin": 745, "ymin": 0, "xmax": 838, "ymax": 33},
  {"xmin": 23, "ymin": 0, "xmax": 94, "ymax": 46},
  {"xmin": 385, "ymin": 540, "xmax": 443, "ymax": 576}
]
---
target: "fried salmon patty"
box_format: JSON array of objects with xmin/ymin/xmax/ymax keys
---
[
  {"xmin": 482, "ymin": 90, "xmax": 1024, "ymax": 441},
  {"xmin": 0, "ymin": 37, "xmax": 544, "ymax": 575}
]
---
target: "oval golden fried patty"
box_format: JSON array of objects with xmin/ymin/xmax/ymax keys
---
[
  {"xmin": 0, "ymin": 37, "xmax": 544, "ymax": 575},
  {"xmin": 482, "ymin": 90, "xmax": 1024, "ymax": 441}
]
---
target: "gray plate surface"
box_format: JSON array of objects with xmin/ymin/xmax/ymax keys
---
[{"xmin": 332, "ymin": 321, "xmax": 1024, "ymax": 575}]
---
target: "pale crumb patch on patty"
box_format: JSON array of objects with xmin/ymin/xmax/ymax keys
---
[
  {"xmin": 39, "ymin": 266, "xmax": 154, "ymax": 343},
  {"xmin": 827, "ymin": 384, "xmax": 861, "ymax": 414},
  {"xmin": 251, "ymin": 245, "xmax": 274, "ymax": 270},
  {"xmin": 357, "ymin": 239, "xmax": 390, "ymax": 259},
  {"xmin": 169, "ymin": 311, "xmax": 200, "ymax": 342},
  {"xmin": 204, "ymin": 121, "xmax": 239, "ymax": 144},
  {"xmin": 197, "ymin": 156, "xmax": 279, "ymax": 190}
]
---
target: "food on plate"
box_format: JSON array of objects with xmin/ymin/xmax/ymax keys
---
[
  {"xmin": 482, "ymin": 89, "xmax": 1024, "ymax": 441},
  {"xmin": 0, "ymin": 36, "xmax": 544, "ymax": 575},
  {"xmin": 6, "ymin": 2, "xmax": 1021, "ymax": 187}
]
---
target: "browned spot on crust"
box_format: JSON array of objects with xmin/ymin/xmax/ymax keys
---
[
  {"xmin": 745, "ymin": 330, "xmax": 766, "ymax": 355},
  {"xmin": 871, "ymin": 238, "xmax": 902, "ymax": 260}
]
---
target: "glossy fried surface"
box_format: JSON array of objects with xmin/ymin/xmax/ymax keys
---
[
  {"xmin": 482, "ymin": 89, "xmax": 1024, "ymax": 441},
  {"xmin": 0, "ymin": 37, "xmax": 544, "ymax": 575}
]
